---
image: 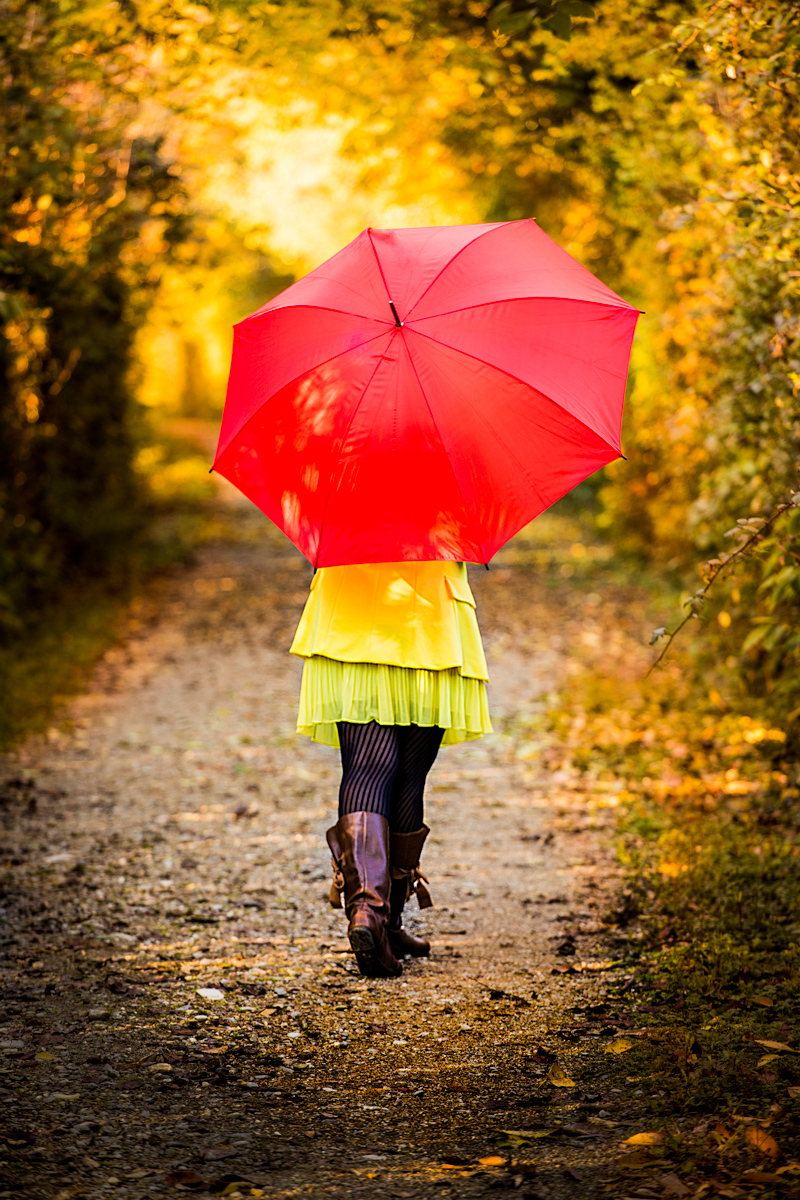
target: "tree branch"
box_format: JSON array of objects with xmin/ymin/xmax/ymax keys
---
[{"xmin": 647, "ymin": 499, "xmax": 795, "ymax": 676}]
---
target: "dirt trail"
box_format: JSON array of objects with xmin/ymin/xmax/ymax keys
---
[{"xmin": 1, "ymin": 509, "xmax": 647, "ymax": 1200}]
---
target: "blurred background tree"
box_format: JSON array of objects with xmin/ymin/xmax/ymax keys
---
[{"xmin": 2, "ymin": 0, "xmax": 799, "ymax": 725}]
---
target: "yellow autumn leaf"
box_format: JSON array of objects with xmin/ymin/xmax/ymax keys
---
[
  {"xmin": 605, "ymin": 1038, "xmax": 634, "ymax": 1054},
  {"xmin": 624, "ymin": 1132, "xmax": 664, "ymax": 1146},
  {"xmin": 787, "ymin": 1087, "xmax": 800, "ymax": 1100},
  {"xmin": 757, "ymin": 1054, "xmax": 780, "ymax": 1068},
  {"xmin": 478, "ymin": 1156, "xmax": 507, "ymax": 1167},
  {"xmin": 754, "ymin": 1040, "xmax": 795, "ymax": 1053},
  {"xmin": 547, "ymin": 1063, "xmax": 576, "ymax": 1087},
  {"xmin": 745, "ymin": 1127, "xmax": 780, "ymax": 1159},
  {"xmin": 34, "ymin": 1051, "xmax": 56, "ymax": 1061}
]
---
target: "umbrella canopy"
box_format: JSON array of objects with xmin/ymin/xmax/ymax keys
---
[{"xmin": 213, "ymin": 219, "xmax": 640, "ymax": 566}]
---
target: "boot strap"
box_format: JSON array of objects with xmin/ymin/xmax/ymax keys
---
[
  {"xmin": 391, "ymin": 864, "xmax": 433, "ymax": 909},
  {"xmin": 329, "ymin": 855, "xmax": 345, "ymax": 909}
]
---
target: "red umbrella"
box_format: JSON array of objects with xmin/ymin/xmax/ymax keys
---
[{"xmin": 213, "ymin": 219, "xmax": 639, "ymax": 566}]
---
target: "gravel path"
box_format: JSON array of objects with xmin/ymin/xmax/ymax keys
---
[{"xmin": 1, "ymin": 509, "xmax": 651, "ymax": 1200}]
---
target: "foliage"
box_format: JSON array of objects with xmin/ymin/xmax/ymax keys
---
[
  {"xmin": 528, "ymin": 548, "xmax": 800, "ymax": 1187},
  {"xmin": 389, "ymin": 0, "xmax": 800, "ymax": 720},
  {"xmin": 0, "ymin": 0, "xmax": 193, "ymax": 634}
]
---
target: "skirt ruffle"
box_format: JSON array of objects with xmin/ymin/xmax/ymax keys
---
[{"xmin": 297, "ymin": 656, "xmax": 492, "ymax": 748}]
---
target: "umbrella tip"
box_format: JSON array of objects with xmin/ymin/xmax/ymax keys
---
[{"xmin": 208, "ymin": 466, "xmax": 214, "ymax": 474}]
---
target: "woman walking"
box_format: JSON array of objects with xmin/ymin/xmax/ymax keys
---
[{"xmin": 290, "ymin": 560, "xmax": 491, "ymax": 978}]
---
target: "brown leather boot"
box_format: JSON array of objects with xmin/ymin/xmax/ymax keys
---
[
  {"xmin": 388, "ymin": 825, "xmax": 432, "ymax": 958},
  {"xmin": 326, "ymin": 812, "xmax": 401, "ymax": 979}
]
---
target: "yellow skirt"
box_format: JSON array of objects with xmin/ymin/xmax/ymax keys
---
[{"xmin": 297, "ymin": 656, "xmax": 492, "ymax": 748}]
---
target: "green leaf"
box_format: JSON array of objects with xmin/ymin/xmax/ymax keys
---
[{"xmin": 542, "ymin": 8, "xmax": 572, "ymax": 39}]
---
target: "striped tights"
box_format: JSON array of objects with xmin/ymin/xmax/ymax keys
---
[{"xmin": 337, "ymin": 721, "xmax": 443, "ymax": 833}]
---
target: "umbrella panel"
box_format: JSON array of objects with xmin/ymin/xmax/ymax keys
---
[
  {"xmin": 413, "ymin": 298, "xmax": 637, "ymax": 451},
  {"xmin": 218, "ymin": 310, "xmax": 386, "ymax": 461}
]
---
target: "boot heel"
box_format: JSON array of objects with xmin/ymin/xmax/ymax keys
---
[
  {"xmin": 348, "ymin": 924, "xmax": 402, "ymax": 978},
  {"xmin": 348, "ymin": 926, "xmax": 375, "ymax": 956}
]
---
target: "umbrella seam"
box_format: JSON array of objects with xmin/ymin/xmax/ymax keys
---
[
  {"xmin": 406, "ymin": 325, "xmax": 630, "ymax": 455},
  {"xmin": 401, "ymin": 337, "xmax": 487, "ymax": 567},
  {"xmin": 408, "ymin": 295, "xmax": 637, "ymax": 325},
  {"xmin": 403, "ymin": 220, "xmax": 527, "ymax": 323},
  {"xmin": 213, "ymin": 330, "xmax": 391, "ymax": 466},
  {"xmin": 313, "ymin": 344, "xmax": 394, "ymax": 568},
  {"xmin": 236, "ymin": 303, "xmax": 394, "ymax": 328},
  {"xmin": 366, "ymin": 228, "xmax": 395, "ymax": 309}
]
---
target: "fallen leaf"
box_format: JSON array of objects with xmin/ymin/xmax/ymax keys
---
[
  {"xmin": 197, "ymin": 987, "xmax": 226, "ymax": 1001},
  {"xmin": 616, "ymin": 1150, "xmax": 660, "ymax": 1170},
  {"xmin": 204, "ymin": 1144, "xmax": 236, "ymax": 1162},
  {"xmin": 745, "ymin": 1127, "xmax": 780, "ymax": 1159},
  {"xmin": 757, "ymin": 1054, "xmax": 780, "ymax": 1068},
  {"xmin": 478, "ymin": 1156, "xmax": 506, "ymax": 1167},
  {"xmin": 752, "ymin": 997, "xmax": 774, "ymax": 1007},
  {"xmin": 124, "ymin": 1169, "xmax": 153, "ymax": 1179},
  {"xmin": 148, "ymin": 1062, "xmax": 172, "ymax": 1073},
  {"xmin": 561, "ymin": 1123, "xmax": 600, "ymax": 1138},
  {"xmin": 624, "ymin": 1132, "xmax": 664, "ymax": 1146},
  {"xmin": 34, "ymin": 1051, "xmax": 56, "ymax": 1061},
  {"xmin": 754, "ymin": 1039, "xmax": 794, "ymax": 1053},
  {"xmin": 210, "ymin": 1175, "xmax": 257, "ymax": 1194},
  {"xmin": 660, "ymin": 1172, "xmax": 690, "ymax": 1197},
  {"xmin": 547, "ymin": 1063, "xmax": 575, "ymax": 1088},
  {"xmin": 605, "ymin": 1038, "xmax": 634, "ymax": 1054},
  {"xmin": 741, "ymin": 1170, "xmax": 781, "ymax": 1184},
  {"xmin": 787, "ymin": 1087, "xmax": 800, "ymax": 1099},
  {"xmin": 166, "ymin": 1170, "xmax": 210, "ymax": 1190},
  {"xmin": 49, "ymin": 1092, "xmax": 80, "ymax": 1101},
  {"xmin": 587, "ymin": 1116, "xmax": 619, "ymax": 1129},
  {"xmin": 497, "ymin": 1129, "xmax": 547, "ymax": 1148}
]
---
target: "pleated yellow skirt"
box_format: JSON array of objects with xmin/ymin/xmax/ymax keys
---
[{"xmin": 297, "ymin": 655, "xmax": 493, "ymax": 748}]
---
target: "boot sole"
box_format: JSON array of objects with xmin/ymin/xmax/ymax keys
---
[{"xmin": 349, "ymin": 927, "xmax": 401, "ymax": 978}]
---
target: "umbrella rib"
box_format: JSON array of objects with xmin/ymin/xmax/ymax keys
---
[
  {"xmin": 312, "ymin": 345, "xmax": 392, "ymax": 568},
  {"xmin": 407, "ymin": 326, "xmax": 624, "ymax": 455},
  {"xmin": 214, "ymin": 330, "xmax": 391, "ymax": 466},
  {"xmin": 403, "ymin": 221, "xmax": 526, "ymax": 323},
  {"xmin": 401, "ymin": 338, "xmax": 487, "ymax": 566}
]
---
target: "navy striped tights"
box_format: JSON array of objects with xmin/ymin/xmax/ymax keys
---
[{"xmin": 337, "ymin": 721, "xmax": 444, "ymax": 833}]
